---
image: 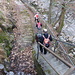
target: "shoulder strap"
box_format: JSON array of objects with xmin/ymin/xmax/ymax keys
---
[
  {"xmin": 43, "ymin": 35, "xmax": 45, "ymax": 39},
  {"xmin": 48, "ymin": 35, "xmax": 50, "ymax": 39},
  {"xmin": 43, "ymin": 35, "xmax": 50, "ymax": 39}
]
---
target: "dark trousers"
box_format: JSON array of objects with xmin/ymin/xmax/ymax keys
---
[
  {"xmin": 44, "ymin": 46, "xmax": 49, "ymax": 54},
  {"xmin": 35, "ymin": 18, "xmax": 39, "ymax": 22},
  {"xmin": 39, "ymin": 45, "xmax": 43, "ymax": 53}
]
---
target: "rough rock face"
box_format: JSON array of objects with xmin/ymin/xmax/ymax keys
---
[
  {"xmin": 0, "ymin": 0, "xmax": 36, "ymax": 75},
  {"xmin": 0, "ymin": 0, "xmax": 16, "ymax": 32}
]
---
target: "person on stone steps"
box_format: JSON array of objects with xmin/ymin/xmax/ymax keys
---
[
  {"xmin": 34, "ymin": 13, "xmax": 39, "ymax": 22},
  {"xmin": 35, "ymin": 32, "xmax": 44, "ymax": 53},
  {"xmin": 43, "ymin": 29, "xmax": 52, "ymax": 54},
  {"xmin": 36, "ymin": 21, "xmax": 42, "ymax": 30}
]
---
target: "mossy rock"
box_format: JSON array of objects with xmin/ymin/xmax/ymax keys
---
[
  {"xmin": 0, "ymin": 32, "xmax": 14, "ymax": 57},
  {"xmin": 0, "ymin": 48, "xmax": 6, "ymax": 63},
  {"xmin": 0, "ymin": 32, "xmax": 8, "ymax": 43}
]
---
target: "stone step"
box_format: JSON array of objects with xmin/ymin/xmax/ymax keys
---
[
  {"xmin": 71, "ymin": 70, "xmax": 75, "ymax": 75},
  {"xmin": 42, "ymin": 53, "xmax": 69, "ymax": 75},
  {"xmin": 33, "ymin": 43, "xmax": 73, "ymax": 75}
]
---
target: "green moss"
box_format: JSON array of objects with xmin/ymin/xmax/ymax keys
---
[
  {"xmin": 34, "ymin": 57, "xmax": 45, "ymax": 75},
  {"xmin": 6, "ymin": 49, "xmax": 11, "ymax": 57},
  {"xmin": 32, "ymin": 50, "xmax": 45, "ymax": 75},
  {"xmin": 4, "ymin": 39, "xmax": 13, "ymax": 57},
  {"xmin": 0, "ymin": 32, "xmax": 8, "ymax": 43},
  {"xmin": 45, "ymin": 70, "xmax": 51, "ymax": 74},
  {"xmin": 0, "ymin": 31, "xmax": 14, "ymax": 56},
  {"xmin": 32, "ymin": 50, "xmax": 36, "ymax": 55}
]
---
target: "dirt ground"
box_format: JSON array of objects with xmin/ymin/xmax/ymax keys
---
[{"xmin": 8, "ymin": 0, "xmax": 36, "ymax": 74}]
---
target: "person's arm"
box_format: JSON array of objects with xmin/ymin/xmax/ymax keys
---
[
  {"xmin": 49, "ymin": 35, "xmax": 52, "ymax": 41},
  {"xmin": 36, "ymin": 24, "xmax": 37, "ymax": 27},
  {"xmin": 41, "ymin": 23, "xmax": 42, "ymax": 27}
]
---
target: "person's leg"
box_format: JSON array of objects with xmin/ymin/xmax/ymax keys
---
[
  {"xmin": 44, "ymin": 48, "xmax": 47, "ymax": 54},
  {"xmin": 36, "ymin": 18, "xmax": 39, "ymax": 22},
  {"xmin": 40, "ymin": 45, "xmax": 43, "ymax": 53}
]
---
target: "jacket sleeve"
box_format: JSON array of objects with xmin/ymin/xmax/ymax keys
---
[
  {"xmin": 49, "ymin": 35, "xmax": 52, "ymax": 41},
  {"xmin": 41, "ymin": 23, "xmax": 42, "ymax": 26}
]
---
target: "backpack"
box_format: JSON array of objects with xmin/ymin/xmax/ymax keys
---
[
  {"xmin": 37, "ymin": 33, "xmax": 42, "ymax": 42},
  {"xmin": 37, "ymin": 22, "xmax": 41, "ymax": 29},
  {"xmin": 43, "ymin": 35, "xmax": 50, "ymax": 47}
]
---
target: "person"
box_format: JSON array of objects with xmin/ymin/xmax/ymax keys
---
[
  {"xmin": 35, "ymin": 32, "xmax": 44, "ymax": 53},
  {"xmin": 36, "ymin": 21, "xmax": 42, "ymax": 30},
  {"xmin": 34, "ymin": 13, "xmax": 39, "ymax": 22},
  {"xmin": 43, "ymin": 29, "xmax": 52, "ymax": 54}
]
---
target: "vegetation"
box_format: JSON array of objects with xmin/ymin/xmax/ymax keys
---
[
  {"xmin": 33, "ymin": 51, "xmax": 45, "ymax": 75},
  {"xmin": 0, "ymin": 11, "xmax": 15, "ymax": 56},
  {"xmin": 0, "ymin": 32, "xmax": 8, "ymax": 43},
  {"xmin": 4, "ymin": 38, "xmax": 13, "ymax": 57},
  {"xmin": 0, "ymin": 31, "xmax": 14, "ymax": 57}
]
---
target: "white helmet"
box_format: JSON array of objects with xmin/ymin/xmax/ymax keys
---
[{"xmin": 43, "ymin": 29, "xmax": 47, "ymax": 32}]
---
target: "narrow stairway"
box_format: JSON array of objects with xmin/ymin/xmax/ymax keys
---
[{"xmin": 33, "ymin": 42, "xmax": 75, "ymax": 75}]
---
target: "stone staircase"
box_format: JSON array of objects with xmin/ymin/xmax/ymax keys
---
[
  {"xmin": 40, "ymin": 53, "xmax": 69, "ymax": 75},
  {"xmin": 33, "ymin": 43, "xmax": 75, "ymax": 75}
]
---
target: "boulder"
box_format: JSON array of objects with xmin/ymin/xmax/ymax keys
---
[
  {"xmin": 0, "ymin": 64, "xmax": 6, "ymax": 75},
  {"xmin": 8, "ymin": 71, "xmax": 14, "ymax": 75}
]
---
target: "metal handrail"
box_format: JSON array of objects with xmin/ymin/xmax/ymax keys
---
[
  {"xmin": 38, "ymin": 42, "xmax": 73, "ymax": 68},
  {"xmin": 53, "ymin": 40, "xmax": 75, "ymax": 66}
]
